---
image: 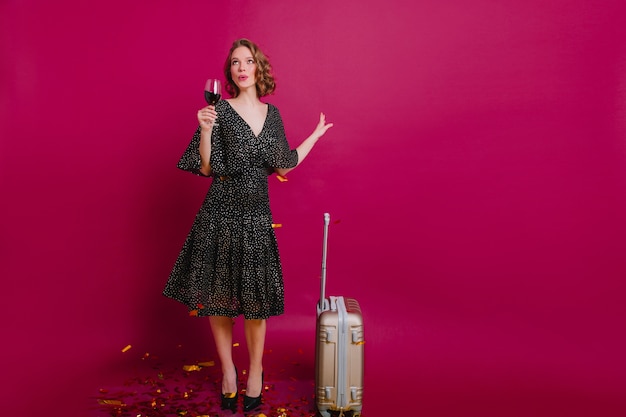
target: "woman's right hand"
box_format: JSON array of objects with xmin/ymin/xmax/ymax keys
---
[{"xmin": 197, "ymin": 105, "xmax": 218, "ymax": 130}]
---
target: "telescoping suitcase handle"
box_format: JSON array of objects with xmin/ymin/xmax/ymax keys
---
[{"xmin": 318, "ymin": 212, "xmax": 330, "ymax": 311}]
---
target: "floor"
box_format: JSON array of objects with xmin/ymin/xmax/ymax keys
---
[{"xmin": 89, "ymin": 330, "xmax": 330, "ymax": 417}]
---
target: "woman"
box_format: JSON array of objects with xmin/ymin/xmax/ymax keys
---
[{"xmin": 163, "ymin": 38, "xmax": 333, "ymax": 412}]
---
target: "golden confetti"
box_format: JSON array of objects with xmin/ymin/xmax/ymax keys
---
[
  {"xmin": 182, "ymin": 365, "xmax": 202, "ymax": 372},
  {"xmin": 197, "ymin": 361, "xmax": 215, "ymax": 367},
  {"xmin": 233, "ymin": 342, "xmax": 240, "ymax": 347},
  {"xmin": 121, "ymin": 344, "xmax": 132, "ymax": 353},
  {"xmin": 98, "ymin": 399, "xmax": 125, "ymax": 406},
  {"xmin": 271, "ymin": 223, "xmax": 282, "ymax": 228},
  {"xmin": 276, "ymin": 175, "xmax": 288, "ymax": 182}
]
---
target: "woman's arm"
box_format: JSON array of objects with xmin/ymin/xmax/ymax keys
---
[
  {"xmin": 197, "ymin": 105, "xmax": 218, "ymax": 176},
  {"xmin": 198, "ymin": 126, "xmax": 212, "ymax": 176},
  {"xmin": 274, "ymin": 112, "xmax": 333, "ymax": 176}
]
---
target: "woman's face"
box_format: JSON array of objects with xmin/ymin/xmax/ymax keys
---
[{"xmin": 230, "ymin": 46, "xmax": 257, "ymax": 92}]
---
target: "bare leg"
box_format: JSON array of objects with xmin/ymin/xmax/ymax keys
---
[
  {"xmin": 244, "ymin": 318, "xmax": 266, "ymax": 397},
  {"xmin": 209, "ymin": 316, "xmax": 237, "ymax": 394}
]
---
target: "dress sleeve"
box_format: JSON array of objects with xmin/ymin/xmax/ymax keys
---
[
  {"xmin": 176, "ymin": 126, "xmax": 224, "ymax": 177},
  {"xmin": 266, "ymin": 106, "xmax": 299, "ymax": 169}
]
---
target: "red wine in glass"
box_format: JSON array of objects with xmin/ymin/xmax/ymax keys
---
[
  {"xmin": 204, "ymin": 78, "xmax": 221, "ymax": 127},
  {"xmin": 204, "ymin": 79, "xmax": 221, "ymax": 105}
]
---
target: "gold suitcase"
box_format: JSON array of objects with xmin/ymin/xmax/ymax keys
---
[{"xmin": 315, "ymin": 213, "xmax": 364, "ymax": 417}]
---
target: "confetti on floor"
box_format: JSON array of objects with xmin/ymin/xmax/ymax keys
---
[{"xmin": 90, "ymin": 345, "xmax": 333, "ymax": 417}]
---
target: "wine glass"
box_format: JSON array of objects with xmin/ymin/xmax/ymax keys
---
[
  {"xmin": 204, "ymin": 78, "xmax": 221, "ymax": 105},
  {"xmin": 204, "ymin": 78, "xmax": 221, "ymax": 126}
]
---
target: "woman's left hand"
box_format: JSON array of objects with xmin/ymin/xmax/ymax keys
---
[{"xmin": 313, "ymin": 112, "xmax": 334, "ymax": 139}]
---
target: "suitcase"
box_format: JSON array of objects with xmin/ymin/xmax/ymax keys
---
[{"xmin": 315, "ymin": 213, "xmax": 364, "ymax": 417}]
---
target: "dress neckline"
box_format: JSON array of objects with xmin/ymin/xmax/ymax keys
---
[{"xmin": 224, "ymin": 100, "xmax": 270, "ymax": 138}]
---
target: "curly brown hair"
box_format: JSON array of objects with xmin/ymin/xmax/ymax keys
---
[{"xmin": 223, "ymin": 38, "xmax": 276, "ymax": 98}]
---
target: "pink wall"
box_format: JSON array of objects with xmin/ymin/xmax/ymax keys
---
[{"xmin": 2, "ymin": 0, "xmax": 626, "ymax": 415}]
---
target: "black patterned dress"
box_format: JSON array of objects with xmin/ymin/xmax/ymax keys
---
[{"xmin": 163, "ymin": 100, "xmax": 298, "ymax": 320}]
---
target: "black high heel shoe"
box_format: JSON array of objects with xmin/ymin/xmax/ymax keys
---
[
  {"xmin": 243, "ymin": 371, "xmax": 264, "ymax": 412},
  {"xmin": 220, "ymin": 366, "xmax": 238, "ymax": 411}
]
